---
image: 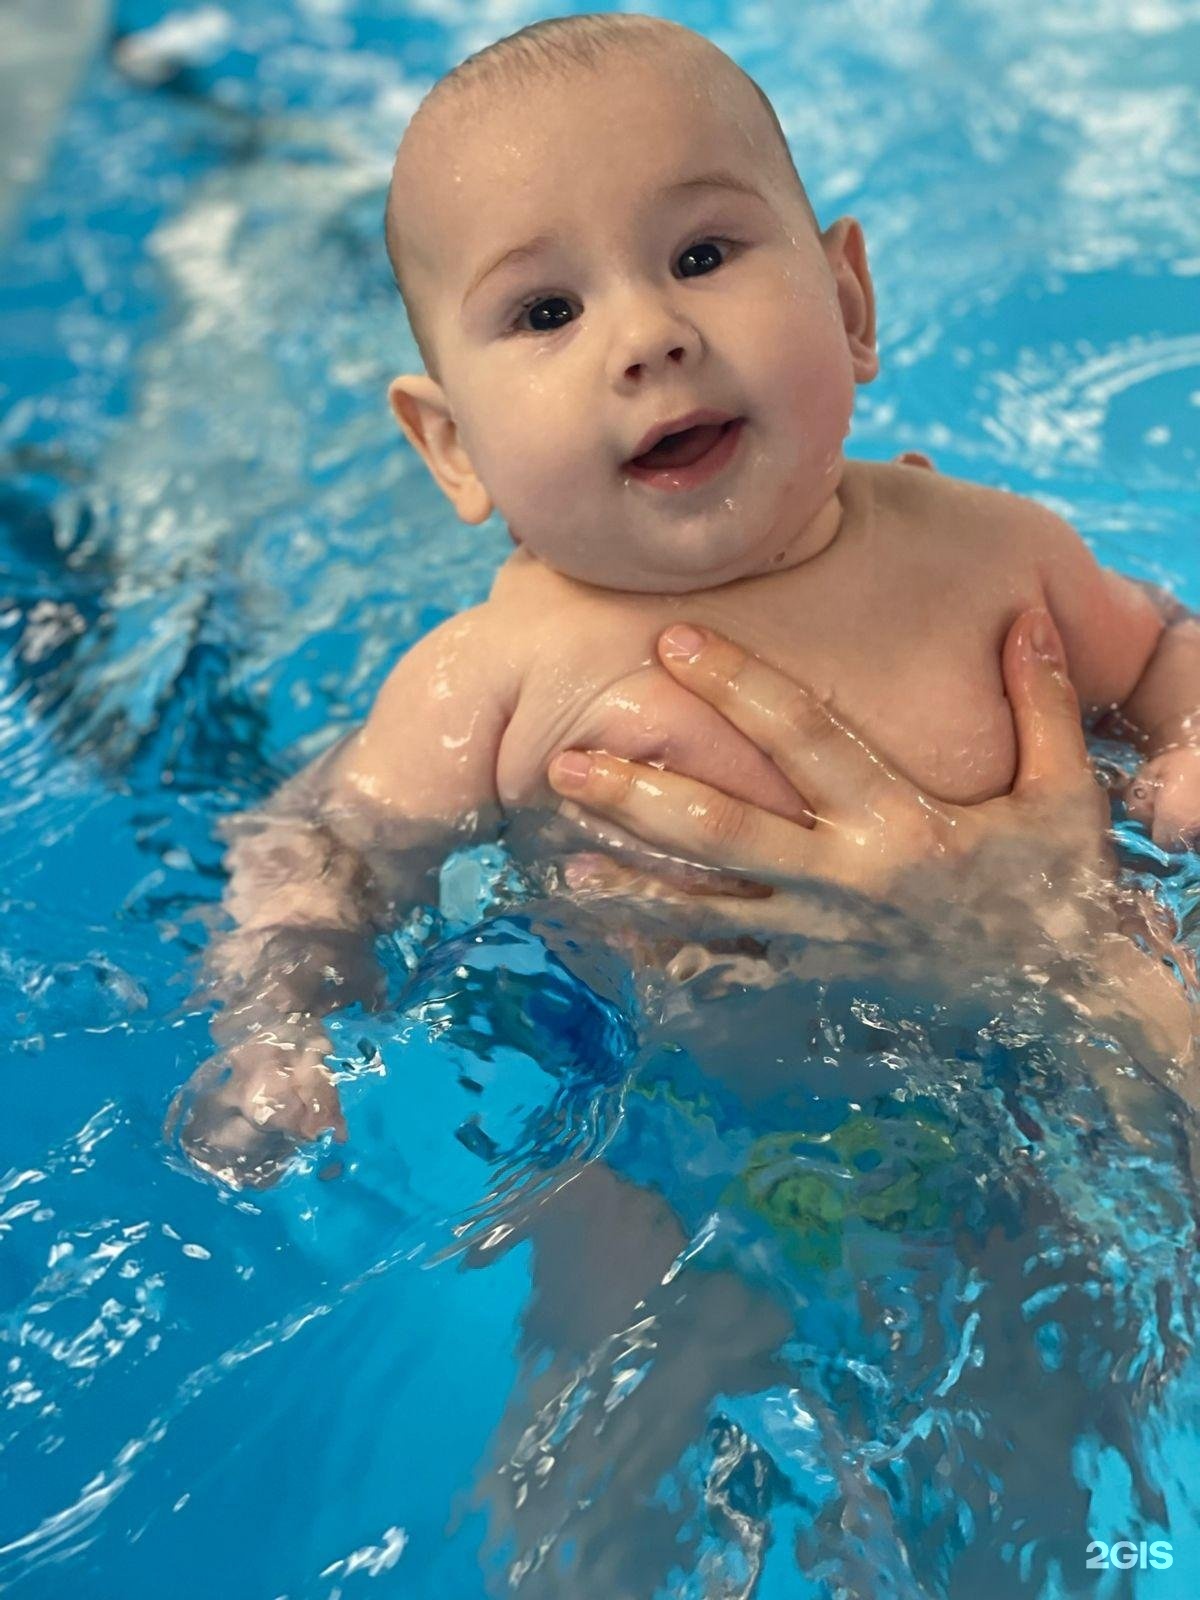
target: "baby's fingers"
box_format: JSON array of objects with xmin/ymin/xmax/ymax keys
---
[
  {"xmin": 1123, "ymin": 777, "xmax": 1155, "ymax": 832},
  {"xmin": 171, "ymin": 1086, "xmax": 298, "ymax": 1189},
  {"xmin": 1147, "ymin": 785, "xmax": 1200, "ymax": 853},
  {"xmin": 287, "ymin": 1062, "xmax": 348, "ymax": 1144},
  {"xmin": 166, "ymin": 1049, "xmax": 345, "ymax": 1189}
]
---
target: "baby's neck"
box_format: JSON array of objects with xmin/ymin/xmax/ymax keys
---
[
  {"xmin": 695, "ymin": 456, "xmax": 868, "ymax": 594},
  {"xmin": 745, "ymin": 464, "xmax": 858, "ymax": 581},
  {"xmin": 504, "ymin": 460, "xmax": 868, "ymax": 596}
]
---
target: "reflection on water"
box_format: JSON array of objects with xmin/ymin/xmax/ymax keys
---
[{"xmin": 2, "ymin": 0, "xmax": 1200, "ymax": 1595}]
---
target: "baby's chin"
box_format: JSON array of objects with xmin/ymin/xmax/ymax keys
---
[
  {"xmin": 628, "ymin": 526, "xmax": 808, "ymax": 593},
  {"xmin": 552, "ymin": 551, "xmax": 761, "ymax": 595},
  {"xmin": 530, "ymin": 522, "xmax": 779, "ymax": 594}
]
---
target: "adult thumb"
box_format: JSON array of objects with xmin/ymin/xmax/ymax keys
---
[{"xmin": 1002, "ymin": 609, "xmax": 1092, "ymax": 800}]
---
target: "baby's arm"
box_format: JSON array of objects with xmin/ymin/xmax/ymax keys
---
[
  {"xmin": 1031, "ymin": 508, "xmax": 1200, "ymax": 846},
  {"xmin": 1108, "ymin": 601, "xmax": 1200, "ymax": 847},
  {"xmin": 167, "ymin": 605, "xmax": 522, "ymax": 1187}
]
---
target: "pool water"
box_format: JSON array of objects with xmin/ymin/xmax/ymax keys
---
[{"xmin": 2, "ymin": 2, "xmax": 1200, "ymax": 1596}]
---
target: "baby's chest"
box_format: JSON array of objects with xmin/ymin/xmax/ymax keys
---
[{"xmin": 497, "ymin": 581, "xmax": 1032, "ymax": 817}]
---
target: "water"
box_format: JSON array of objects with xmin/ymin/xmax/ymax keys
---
[{"xmin": 2, "ymin": 1, "xmax": 1200, "ymax": 1595}]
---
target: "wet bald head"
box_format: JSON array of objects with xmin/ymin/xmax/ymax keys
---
[{"xmin": 384, "ymin": 13, "xmax": 818, "ymax": 384}]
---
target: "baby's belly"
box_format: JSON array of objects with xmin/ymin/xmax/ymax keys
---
[{"xmin": 496, "ymin": 658, "xmax": 1020, "ymax": 848}]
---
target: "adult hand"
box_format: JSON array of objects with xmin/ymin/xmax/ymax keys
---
[
  {"xmin": 544, "ymin": 609, "xmax": 1196, "ymax": 1082},
  {"xmin": 547, "ymin": 608, "xmax": 1109, "ymax": 918}
]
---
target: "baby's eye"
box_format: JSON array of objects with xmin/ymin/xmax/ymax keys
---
[
  {"xmin": 511, "ymin": 294, "xmax": 576, "ymax": 336},
  {"xmin": 506, "ymin": 238, "xmax": 739, "ymax": 337},
  {"xmin": 677, "ymin": 237, "xmax": 736, "ymax": 277}
]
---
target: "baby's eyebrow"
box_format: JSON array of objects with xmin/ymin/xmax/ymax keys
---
[{"xmin": 459, "ymin": 169, "xmax": 768, "ymax": 312}]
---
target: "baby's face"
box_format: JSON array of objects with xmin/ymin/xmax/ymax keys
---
[{"xmin": 393, "ymin": 53, "xmax": 876, "ymax": 592}]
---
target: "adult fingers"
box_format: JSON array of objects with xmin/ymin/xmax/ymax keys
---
[
  {"xmin": 1001, "ymin": 609, "xmax": 1095, "ymax": 802},
  {"xmin": 654, "ymin": 624, "xmax": 905, "ymax": 821},
  {"xmin": 568, "ymin": 855, "xmax": 678, "ymax": 899},
  {"xmin": 562, "ymin": 850, "xmax": 772, "ymax": 899},
  {"xmin": 547, "ymin": 751, "xmax": 812, "ymax": 878}
]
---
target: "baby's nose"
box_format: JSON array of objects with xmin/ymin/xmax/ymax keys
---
[{"xmin": 608, "ymin": 301, "xmax": 702, "ymax": 386}]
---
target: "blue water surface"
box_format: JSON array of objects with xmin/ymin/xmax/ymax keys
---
[{"xmin": 2, "ymin": 2, "xmax": 1200, "ymax": 1597}]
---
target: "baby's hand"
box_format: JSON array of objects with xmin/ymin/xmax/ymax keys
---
[
  {"xmin": 1124, "ymin": 745, "xmax": 1200, "ymax": 850},
  {"xmin": 164, "ymin": 1034, "xmax": 347, "ymax": 1189}
]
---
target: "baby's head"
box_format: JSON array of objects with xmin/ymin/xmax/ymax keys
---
[{"xmin": 384, "ymin": 13, "xmax": 877, "ymax": 594}]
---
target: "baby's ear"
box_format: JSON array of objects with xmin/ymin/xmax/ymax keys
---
[
  {"xmin": 822, "ymin": 217, "xmax": 879, "ymax": 385},
  {"xmin": 387, "ymin": 374, "xmax": 493, "ymax": 525}
]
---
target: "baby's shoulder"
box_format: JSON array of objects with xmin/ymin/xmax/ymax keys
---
[
  {"xmin": 485, "ymin": 545, "xmax": 642, "ymax": 650},
  {"xmin": 487, "ymin": 544, "xmax": 593, "ymax": 612},
  {"xmin": 372, "ymin": 597, "xmax": 526, "ymax": 727},
  {"xmin": 868, "ymin": 458, "xmax": 1075, "ymax": 565}
]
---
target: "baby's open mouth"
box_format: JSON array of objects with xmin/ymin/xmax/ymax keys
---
[{"xmin": 627, "ymin": 420, "xmax": 735, "ymax": 470}]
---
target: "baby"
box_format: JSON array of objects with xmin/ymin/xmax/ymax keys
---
[{"xmin": 171, "ymin": 12, "xmax": 1200, "ymax": 1183}]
